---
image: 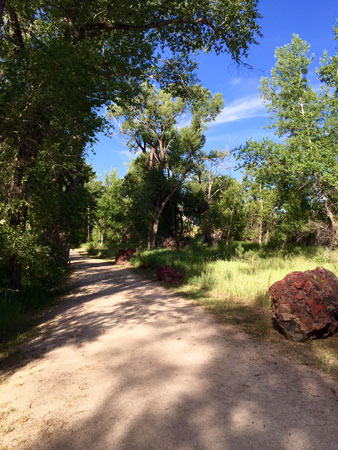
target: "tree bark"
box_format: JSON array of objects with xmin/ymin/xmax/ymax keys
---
[
  {"xmin": 87, "ymin": 207, "xmax": 91, "ymax": 242},
  {"xmin": 258, "ymin": 183, "xmax": 263, "ymax": 244},
  {"xmin": 226, "ymin": 206, "xmax": 235, "ymax": 246},
  {"xmin": 148, "ymin": 219, "xmax": 159, "ymax": 250},
  {"xmin": 322, "ymin": 194, "xmax": 338, "ymax": 244},
  {"xmin": 0, "ymin": 0, "xmax": 6, "ymax": 28},
  {"xmin": 8, "ymin": 256, "xmax": 22, "ymax": 291}
]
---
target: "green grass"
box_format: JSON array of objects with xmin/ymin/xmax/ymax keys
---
[
  {"xmin": 133, "ymin": 243, "xmax": 338, "ymax": 379},
  {"xmin": 81, "ymin": 241, "xmax": 138, "ymax": 259}
]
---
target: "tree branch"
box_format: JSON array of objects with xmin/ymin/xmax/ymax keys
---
[
  {"xmin": 74, "ymin": 16, "xmax": 216, "ymax": 43},
  {"xmin": 5, "ymin": 4, "xmax": 24, "ymax": 49}
]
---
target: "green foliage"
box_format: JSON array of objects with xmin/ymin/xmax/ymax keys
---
[
  {"xmin": 236, "ymin": 32, "xmax": 338, "ymax": 246},
  {"xmin": 109, "ymin": 84, "xmax": 224, "ymax": 248},
  {"xmin": 0, "ymin": 1, "xmax": 261, "ymax": 292},
  {"xmin": 0, "ymin": 293, "xmax": 23, "ymax": 331},
  {"xmin": 207, "ymin": 178, "xmax": 246, "ymax": 244},
  {"xmin": 94, "ymin": 170, "xmax": 125, "ymax": 243}
]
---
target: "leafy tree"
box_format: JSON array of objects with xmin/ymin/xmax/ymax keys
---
[
  {"xmin": 237, "ymin": 33, "xmax": 338, "ymax": 246},
  {"xmin": 0, "ymin": 1, "xmax": 262, "ymax": 290},
  {"xmin": 208, "ymin": 177, "xmax": 246, "ymax": 245},
  {"xmin": 93, "ymin": 170, "xmax": 125, "ymax": 245},
  {"xmin": 193, "ymin": 150, "xmax": 230, "ymax": 243},
  {"xmin": 110, "ymin": 84, "xmax": 224, "ymax": 249},
  {"xmin": 241, "ymin": 173, "xmax": 277, "ymax": 243},
  {"xmin": 85, "ymin": 175, "xmax": 103, "ymax": 243}
]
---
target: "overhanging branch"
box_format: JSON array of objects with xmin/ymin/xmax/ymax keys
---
[{"xmin": 75, "ymin": 16, "xmax": 217, "ymax": 42}]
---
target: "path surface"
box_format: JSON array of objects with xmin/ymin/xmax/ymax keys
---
[{"xmin": 0, "ymin": 251, "xmax": 338, "ymax": 450}]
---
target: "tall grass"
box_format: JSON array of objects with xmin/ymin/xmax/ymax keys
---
[
  {"xmin": 134, "ymin": 243, "xmax": 338, "ymax": 378},
  {"xmin": 136, "ymin": 244, "xmax": 338, "ymax": 304},
  {"xmin": 193, "ymin": 251, "xmax": 338, "ymax": 304}
]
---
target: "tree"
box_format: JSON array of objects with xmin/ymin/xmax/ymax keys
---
[
  {"xmin": 93, "ymin": 171, "xmax": 125, "ymax": 245},
  {"xmin": 241, "ymin": 171, "xmax": 277, "ymax": 244},
  {"xmin": 207, "ymin": 177, "xmax": 246, "ymax": 245},
  {"xmin": 237, "ymin": 33, "xmax": 338, "ymax": 246},
  {"xmin": 110, "ymin": 84, "xmax": 224, "ymax": 249},
  {"xmin": 193, "ymin": 150, "xmax": 230, "ymax": 243},
  {"xmin": 85, "ymin": 175, "xmax": 103, "ymax": 243},
  {"xmin": 0, "ymin": 1, "xmax": 262, "ymax": 290}
]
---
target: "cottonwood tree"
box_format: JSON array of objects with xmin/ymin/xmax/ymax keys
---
[
  {"xmin": 237, "ymin": 33, "xmax": 338, "ymax": 245},
  {"xmin": 0, "ymin": 1, "xmax": 261, "ymax": 290},
  {"xmin": 208, "ymin": 177, "xmax": 246, "ymax": 245},
  {"xmin": 193, "ymin": 150, "xmax": 230, "ymax": 243},
  {"xmin": 110, "ymin": 84, "xmax": 224, "ymax": 249}
]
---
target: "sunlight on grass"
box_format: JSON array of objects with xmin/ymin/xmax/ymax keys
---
[
  {"xmin": 135, "ymin": 244, "xmax": 338, "ymax": 379},
  {"xmin": 137, "ymin": 245, "xmax": 338, "ymax": 305},
  {"xmin": 194, "ymin": 252, "xmax": 338, "ymax": 304}
]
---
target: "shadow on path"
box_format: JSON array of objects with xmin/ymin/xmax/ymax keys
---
[{"xmin": 1, "ymin": 251, "xmax": 338, "ymax": 450}]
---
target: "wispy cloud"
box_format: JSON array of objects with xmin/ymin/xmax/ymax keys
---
[
  {"xmin": 212, "ymin": 95, "xmax": 266, "ymax": 125},
  {"xmin": 119, "ymin": 149, "xmax": 141, "ymax": 159},
  {"xmin": 231, "ymin": 77, "xmax": 241, "ymax": 85}
]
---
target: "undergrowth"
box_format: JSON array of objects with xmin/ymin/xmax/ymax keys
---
[{"xmin": 0, "ymin": 276, "xmax": 69, "ymax": 359}]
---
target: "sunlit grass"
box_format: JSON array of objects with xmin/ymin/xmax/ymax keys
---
[
  {"xmin": 136, "ymin": 244, "xmax": 338, "ymax": 302},
  {"xmin": 192, "ymin": 252, "xmax": 338, "ymax": 303},
  {"xmin": 134, "ymin": 244, "xmax": 338, "ymax": 379}
]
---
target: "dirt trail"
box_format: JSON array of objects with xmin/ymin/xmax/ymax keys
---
[{"xmin": 0, "ymin": 251, "xmax": 338, "ymax": 450}]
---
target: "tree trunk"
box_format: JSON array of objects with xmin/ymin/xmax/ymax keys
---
[
  {"xmin": 148, "ymin": 218, "xmax": 159, "ymax": 250},
  {"xmin": 179, "ymin": 209, "xmax": 184, "ymax": 239},
  {"xmin": 322, "ymin": 194, "xmax": 338, "ymax": 244},
  {"xmin": 258, "ymin": 183, "xmax": 263, "ymax": 244},
  {"xmin": 226, "ymin": 207, "xmax": 234, "ymax": 246},
  {"xmin": 87, "ymin": 207, "xmax": 91, "ymax": 242},
  {"xmin": 171, "ymin": 203, "xmax": 180, "ymax": 249},
  {"xmin": 202, "ymin": 199, "xmax": 212, "ymax": 244},
  {"xmin": 0, "ymin": 0, "xmax": 6, "ymax": 27},
  {"xmin": 8, "ymin": 256, "xmax": 22, "ymax": 291}
]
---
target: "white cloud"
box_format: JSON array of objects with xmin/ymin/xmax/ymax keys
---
[
  {"xmin": 231, "ymin": 78, "xmax": 241, "ymax": 85},
  {"xmin": 119, "ymin": 150, "xmax": 131, "ymax": 157},
  {"xmin": 211, "ymin": 95, "xmax": 266, "ymax": 125},
  {"xmin": 119, "ymin": 149, "xmax": 141, "ymax": 159}
]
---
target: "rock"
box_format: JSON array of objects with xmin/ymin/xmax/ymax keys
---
[
  {"xmin": 115, "ymin": 248, "xmax": 135, "ymax": 265},
  {"xmin": 269, "ymin": 267, "xmax": 338, "ymax": 341},
  {"xmin": 156, "ymin": 265, "xmax": 182, "ymax": 284}
]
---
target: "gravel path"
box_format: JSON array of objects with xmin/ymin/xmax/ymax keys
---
[{"xmin": 0, "ymin": 251, "xmax": 337, "ymax": 450}]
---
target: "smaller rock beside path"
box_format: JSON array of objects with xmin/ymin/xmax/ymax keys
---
[{"xmin": 156, "ymin": 265, "xmax": 182, "ymax": 284}]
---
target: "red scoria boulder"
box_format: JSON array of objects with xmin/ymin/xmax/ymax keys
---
[
  {"xmin": 156, "ymin": 265, "xmax": 182, "ymax": 284},
  {"xmin": 115, "ymin": 248, "xmax": 135, "ymax": 265},
  {"xmin": 269, "ymin": 267, "xmax": 338, "ymax": 341}
]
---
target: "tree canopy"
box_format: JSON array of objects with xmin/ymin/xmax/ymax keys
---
[
  {"xmin": 237, "ymin": 32, "xmax": 338, "ymax": 246},
  {"xmin": 0, "ymin": 1, "xmax": 262, "ymax": 292}
]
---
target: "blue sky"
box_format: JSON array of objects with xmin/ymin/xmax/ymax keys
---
[{"xmin": 87, "ymin": 0, "xmax": 338, "ymax": 179}]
